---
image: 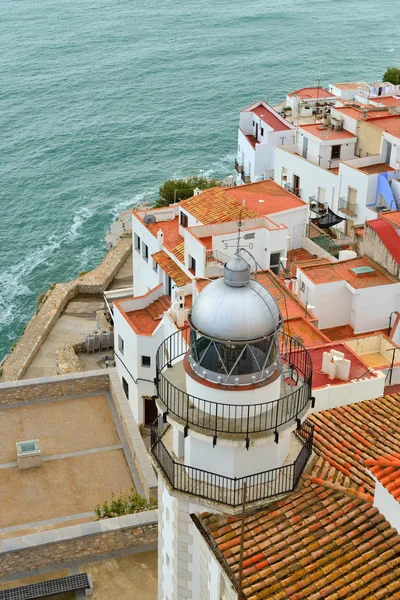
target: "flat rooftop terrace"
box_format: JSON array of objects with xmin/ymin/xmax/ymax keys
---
[
  {"xmin": 0, "ymin": 393, "xmax": 139, "ymax": 533},
  {"xmin": 0, "ymin": 547, "xmax": 157, "ymax": 600}
]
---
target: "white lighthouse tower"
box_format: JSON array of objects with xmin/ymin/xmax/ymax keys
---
[{"xmin": 151, "ymin": 253, "xmax": 314, "ymax": 600}]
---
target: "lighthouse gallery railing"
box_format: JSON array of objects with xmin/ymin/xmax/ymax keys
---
[
  {"xmin": 151, "ymin": 418, "xmax": 314, "ymax": 507},
  {"xmin": 155, "ymin": 327, "xmax": 313, "ymax": 437}
]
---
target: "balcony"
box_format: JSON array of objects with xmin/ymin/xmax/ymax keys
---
[
  {"xmin": 151, "ymin": 418, "xmax": 314, "ymax": 508},
  {"xmin": 235, "ymin": 159, "xmax": 244, "ymax": 174},
  {"xmin": 241, "ymin": 171, "xmax": 251, "ymax": 184},
  {"xmin": 339, "ymin": 197, "xmax": 358, "ymax": 217},
  {"xmin": 284, "ymin": 183, "xmax": 301, "ymax": 197},
  {"xmin": 155, "ymin": 327, "xmax": 313, "ymax": 440}
]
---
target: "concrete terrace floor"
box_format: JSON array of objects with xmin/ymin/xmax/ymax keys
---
[
  {"xmin": 0, "ymin": 548, "xmax": 158, "ymax": 600},
  {"xmin": 23, "ymin": 253, "xmax": 132, "ymax": 379},
  {"xmin": 0, "ymin": 393, "xmax": 141, "ymax": 532}
]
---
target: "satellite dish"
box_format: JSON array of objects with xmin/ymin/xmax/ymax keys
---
[{"xmin": 143, "ymin": 214, "xmax": 156, "ymax": 225}]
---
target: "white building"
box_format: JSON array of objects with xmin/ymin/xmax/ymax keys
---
[
  {"xmin": 235, "ymin": 100, "xmax": 295, "ymax": 184},
  {"xmin": 295, "ymin": 255, "xmax": 400, "ymax": 333}
]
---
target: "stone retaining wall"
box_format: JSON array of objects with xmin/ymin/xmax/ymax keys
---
[
  {"xmin": 0, "ymin": 511, "xmax": 158, "ymax": 576},
  {"xmin": 0, "ymin": 370, "xmax": 109, "ymax": 405},
  {"xmin": 1, "ymin": 237, "xmax": 131, "ymax": 382},
  {"xmin": 109, "ymin": 370, "xmax": 158, "ymax": 502},
  {"xmin": 55, "ymin": 343, "xmax": 84, "ymax": 374}
]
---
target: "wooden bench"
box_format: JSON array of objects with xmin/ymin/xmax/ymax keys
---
[{"xmin": 0, "ymin": 573, "xmax": 93, "ymax": 599}]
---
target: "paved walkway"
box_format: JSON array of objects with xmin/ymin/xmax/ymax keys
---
[{"xmin": 22, "ymin": 254, "xmax": 132, "ymax": 380}]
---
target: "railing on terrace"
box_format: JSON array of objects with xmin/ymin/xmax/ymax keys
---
[
  {"xmin": 205, "ymin": 249, "xmax": 231, "ymax": 265},
  {"xmin": 306, "ymin": 224, "xmax": 341, "ymax": 259},
  {"xmin": 338, "ymin": 197, "xmax": 358, "ymax": 217},
  {"xmin": 155, "ymin": 327, "xmax": 313, "ymax": 439},
  {"xmin": 235, "ymin": 159, "xmax": 244, "ymax": 173},
  {"xmin": 284, "ymin": 184, "xmax": 301, "ymax": 197},
  {"xmin": 151, "ymin": 418, "xmax": 314, "ymax": 507}
]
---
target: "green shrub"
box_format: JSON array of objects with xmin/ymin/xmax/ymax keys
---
[
  {"xmin": 155, "ymin": 176, "xmax": 219, "ymax": 208},
  {"xmin": 383, "ymin": 67, "xmax": 400, "ymax": 85},
  {"xmin": 94, "ymin": 489, "xmax": 157, "ymax": 519}
]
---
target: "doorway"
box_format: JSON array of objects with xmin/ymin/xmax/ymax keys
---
[
  {"xmin": 293, "ymin": 174, "xmax": 300, "ymax": 195},
  {"xmin": 144, "ymin": 397, "xmax": 158, "ymax": 425}
]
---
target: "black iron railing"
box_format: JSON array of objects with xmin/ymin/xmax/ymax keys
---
[
  {"xmin": 151, "ymin": 418, "xmax": 314, "ymax": 507},
  {"xmin": 155, "ymin": 327, "xmax": 313, "ymax": 438}
]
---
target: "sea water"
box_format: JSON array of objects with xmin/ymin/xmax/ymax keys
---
[{"xmin": 0, "ymin": 0, "xmax": 398, "ymax": 358}]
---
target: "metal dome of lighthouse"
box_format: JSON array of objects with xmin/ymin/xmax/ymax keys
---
[{"xmin": 188, "ymin": 252, "xmax": 282, "ymax": 386}]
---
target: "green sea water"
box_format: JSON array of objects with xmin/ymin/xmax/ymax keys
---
[{"xmin": 0, "ymin": 0, "xmax": 398, "ymax": 359}]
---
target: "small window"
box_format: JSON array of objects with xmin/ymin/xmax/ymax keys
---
[
  {"xmin": 331, "ymin": 145, "xmax": 341, "ymax": 160},
  {"xmin": 260, "ymin": 127, "xmax": 264, "ymax": 136},
  {"xmin": 118, "ymin": 335, "xmax": 124, "ymax": 355},
  {"xmin": 189, "ymin": 255, "xmax": 196, "ymax": 274},
  {"xmin": 300, "ymin": 281, "xmax": 306, "ymax": 293},
  {"xmin": 134, "ymin": 234, "xmax": 141, "ymax": 252},
  {"xmin": 180, "ymin": 211, "xmax": 188, "ymax": 227},
  {"xmin": 153, "ymin": 259, "xmax": 158, "ymax": 272},
  {"xmin": 142, "ymin": 242, "xmax": 149, "ymax": 261},
  {"xmin": 122, "ymin": 377, "xmax": 129, "ymax": 399},
  {"xmin": 252, "ymin": 120, "xmax": 255, "ymax": 126},
  {"xmin": 141, "ymin": 355, "xmax": 151, "ymax": 368}
]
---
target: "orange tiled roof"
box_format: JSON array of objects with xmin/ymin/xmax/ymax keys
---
[
  {"xmin": 299, "ymin": 123, "xmax": 355, "ymax": 141},
  {"xmin": 180, "ymin": 187, "xmax": 259, "ymax": 225},
  {"xmin": 366, "ymin": 453, "xmax": 400, "ymax": 501},
  {"xmin": 308, "ymin": 392, "xmax": 400, "ymax": 494},
  {"xmin": 299, "ymin": 256, "xmax": 398, "ymax": 288},
  {"xmin": 287, "ymin": 86, "xmax": 336, "ymax": 99},
  {"xmin": 198, "ymin": 480, "xmax": 400, "ymax": 600},
  {"xmin": 152, "ymin": 251, "xmax": 190, "ymax": 287},
  {"xmin": 172, "ymin": 241, "xmax": 185, "ymax": 263}
]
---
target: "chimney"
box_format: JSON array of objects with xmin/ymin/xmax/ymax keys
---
[
  {"xmin": 242, "ymin": 199, "xmax": 246, "ymax": 206},
  {"xmin": 157, "ymin": 229, "xmax": 164, "ymax": 251},
  {"xmin": 321, "ymin": 349, "xmax": 351, "ymax": 381}
]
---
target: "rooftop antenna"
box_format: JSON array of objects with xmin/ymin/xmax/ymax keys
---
[{"xmin": 221, "ymin": 213, "xmax": 256, "ymax": 256}]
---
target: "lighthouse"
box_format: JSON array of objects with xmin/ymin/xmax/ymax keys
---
[{"xmin": 151, "ymin": 253, "xmax": 314, "ymax": 600}]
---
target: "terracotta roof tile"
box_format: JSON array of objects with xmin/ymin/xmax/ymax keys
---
[
  {"xmin": 308, "ymin": 393, "xmax": 400, "ymax": 494},
  {"xmin": 152, "ymin": 251, "xmax": 190, "ymax": 287},
  {"xmin": 366, "ymin": 453, "xmax": 400, "ymax": 500},
  {"xmin": 180, "ymin": 187, "xmax": 259, "ymax": 224},
  {"xmin": 172, "ymin": 241, "xmax": 185, "ymax": 263},
  {"xmin": 198, "ymin": 482, "xmax": 400, "ymax": 599}
]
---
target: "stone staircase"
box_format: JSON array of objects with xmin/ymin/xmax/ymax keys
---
[{"xmin": 146, "ymin": 295, "xmax": 171, "ymax": 321}]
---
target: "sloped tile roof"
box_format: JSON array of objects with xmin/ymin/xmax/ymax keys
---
[
  {"xmin": 172, "ymin": 241, "xmax": 185, "ymax": 264},
  {"xmin": 198, "ymin": 480, "xmax": 400, "ymax": 600},
  {"xmin": 366, "ymin": 453, "xmax": 400, "ymax": 501},
  {"xmin": 179, "ymin": 187, "xmax": 259, "ymax": 224},
  {"xmin": 152, "ymin": 251, "xmax": 190, "ymax": 287},
  {"xmin": 308, "ymin": 393, "xmax": 400, "ymax": 494}
]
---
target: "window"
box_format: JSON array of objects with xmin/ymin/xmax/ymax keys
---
[
  {"xmin": 331, "ymin": 145, "xmax": 341, "ymax": 160},
  {"xmin": 189, "ymin": 255, "xmax": 196, "ymax": 274},
  {"xmin": 122, "ymin": 377, "xmax": 129, "ymax": 399},
  {"xmin": 153, "ymin": 259, "xmax": 158, "ymax": 272},
  {"xmin": 142, "ymin": 242, "xmax": 149, "ymax": 261},
  {"xmin": 260, "ymin": 127, "xmax": 264, "ymax": 136},
  {"xmin": 300, "ymin": 281, "xmax": 305, "ymax": 293},
  {"xmin": 134, "ymin": 233, "xmax": 141, "ymax": 252},
  {"xmin": 180, "ymin": 211, "xmax": 188, "ymax": 227},
  {"xmin": 252, "ymin": 120, "xmax": 255, "ymax": 126},
  {"xmin": 118, "ymin": 335, "xmax": 124, "ymax": 355},
  {"xmin": 141, "ymin": 355, "xmax": 151, "ymax": 368}
]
